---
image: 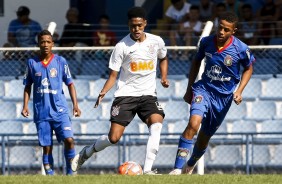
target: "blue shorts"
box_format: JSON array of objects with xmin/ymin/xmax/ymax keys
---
[
  {"xmin": 35, "ymin": 115, "xmax": 74, "ymax": 146},
  {"xmin": 190, "ymin": 84, "xmax": 233, "ymax": 136}
]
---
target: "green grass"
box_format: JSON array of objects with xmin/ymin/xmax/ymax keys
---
[{"xmin": 0, "ymin": 174, "xmax": 282, "ymax": 184}]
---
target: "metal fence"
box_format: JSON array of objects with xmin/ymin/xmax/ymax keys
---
[{"xmin": 0, "ymin": 46, "xmax": 282, "ymax": 175}]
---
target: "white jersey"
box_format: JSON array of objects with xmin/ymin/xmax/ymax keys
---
[
  {"xmin": 109, "ymin": 32, "xmax": 167, "ymax": 97},
  {"xmin": 165, "ymin": 2, "xmax": 191, "ymax": 22}
]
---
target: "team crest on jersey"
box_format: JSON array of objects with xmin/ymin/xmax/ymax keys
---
[
  {"xmin": 147, "ymin": 44, "xmax": 156, "ymax": 55},
  {"xmin": 194, "ymin": 95, "xmax": 203, "ymax": 103},
  {"xmin": 224, "ymin": 55, "xmax": 233, "ymax": 66},
  {"xmin": 111, "ymin": 105, "xmax": 120, "ymax": 116},
  {"xmin": 50, "ymin": 68, "xmax": 57, "ymax": 77}
]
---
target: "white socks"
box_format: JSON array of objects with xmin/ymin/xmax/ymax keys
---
[
  {"xmin": 86, "ymin": 135, "xmax": 112, "ymax": 157},
  {"xmin": 84, "ymin": 123, "xmax": 162, "ymax": 173},
  {"xmin": 143, "ymin": 122, "xmax": 162, "ymax": 172}
]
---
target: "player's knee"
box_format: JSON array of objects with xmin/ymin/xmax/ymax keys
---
[
  {"xmin": 64, "ymin": 137, "xmax": 74, "ymax": 145},
  {"xmin": 187, "ymin": 123, "xmax": 200, "ymax": 133},
  {"xmin": 108, "ymin": 135, "xmax": 121, "ymax": 144}
]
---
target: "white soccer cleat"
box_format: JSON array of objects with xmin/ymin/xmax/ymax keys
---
[
  {"xmin": 182, "ymin": 163, "xmax": 195, "ymax": 175},
  {"xmin": 168, "ymin": 168, "xmax": 182, "ymax": 175},
  {"xmin": 71, "ymin": 146, "xmax": 93, "ymax": 172},
  {"xmin": 144, "ymin": 169, "xmax": 162, "ymax": 175}
]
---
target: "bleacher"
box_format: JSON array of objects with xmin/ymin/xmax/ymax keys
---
[{"xmin": 0, "ymin": 46, "xmax": 282, "ymax": 175}]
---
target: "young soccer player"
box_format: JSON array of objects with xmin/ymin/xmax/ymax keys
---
[
  {"xmin": 169, "ymin": 11, "xmax": 255, "ymax": 175},
  {"xmin": 21, "ymin": 30, "xmax": 81, "ymax": 175},
  {"xmin": 71, "ymin": 7, "xmax": 169, "ymax": 175}
]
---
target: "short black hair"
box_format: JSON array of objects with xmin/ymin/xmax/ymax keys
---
[
  {"xmin": 190, "ymin": 5, "xmax": 200, "ymax": 11},
  {"xmin": 37, "ymin": 30, "xmax": 53, "ymax": 42},
  {"xmin": 216, "ymin": 2, "xmax": 226, "ymax": 8},
  {"xmin": 171, "ymin": 0, "xmax": 182, "ymax": 5},
  {"xmin": 99, "ymin": 14, "xmax": 110, "ymax": 21},
  {"xmin": 127, "ymin": 7, "xmax": 146, "ymax": 20},
  {"xmin": 218, "ymin": 11, "xmax": 238, "ymax": 27},
  {"xmin": 242, "ymin": 3, "xmax": 252, "ymax": 10},
  {"xmin": 17, "ymin": 6, "xmax": 30, "ymax": 17}
]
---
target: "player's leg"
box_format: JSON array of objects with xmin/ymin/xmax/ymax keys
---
[
  {"xmin": 169, "ymin": 90, "xmax": 209, "ymax": 175},
  {"xmin": 71, "ymin": 97, "xmax": 137, "ymax": 172},
  {"xmin": 52, "ymin": 117, "xmax": 76, "ymax": 175},
  {"xmin": 183, "ymin": 130, "xmax": 211, "ymax": 174},
  {"xmin": 143, "ymin": 114, "xmax": 163, "ymax": 174},
  {"xmin": 42, "ymin": 146, "xmax": 54, "ymax": 175},
  {"xmin": 36, "ymin": 121, "xmax": 55, "ymax": 175},
  {"xmin": 182, "ymin": 92, "xmax": 233, "ymax": 175},
  {"xmin": 137, "ymin": 96, "xmax": 165, "ymax": 174},
  {"xmin": 64, "ymin": 137, "xmax": 75, "ymax": 175},
  {"xmin": 71, "ymin": 122, "xmax": 125, "ymax": 172},
  {"xmin": 85, "ymin": 122, "xmax": 125, "ymax": 157},
  {"xmin": 169, "ymin": 114, "xmax": 202, "ymax": 175}
]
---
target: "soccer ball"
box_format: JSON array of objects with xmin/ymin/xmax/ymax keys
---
[{"xmin": 118, "ymin": 161, "xmax": 143, "ymax": 175}]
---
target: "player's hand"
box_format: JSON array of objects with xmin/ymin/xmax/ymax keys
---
[
  {"xmin": 183, "ymin": 89, "xmax": 193, "ymax": 104},
  {"xmin": 233, "ymin": 92, "xmax": 242, "ymax": 105},
  {"xmin": 161, "ymin": 79, "xmax": 169, "ymax": 88},
  {"xmin": 94, "ymin": 91, "xmax": 106, "ymax": 108},
  {"xmin": 21, "ymin": 108, "xmax": 30, "ymax": 118},
  {"xmin": 73, "ymin": 107, "xmax": 81, "ymax": 117}
]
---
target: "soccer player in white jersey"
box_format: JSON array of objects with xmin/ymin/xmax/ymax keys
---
[
  {"xmin": 21, "ymin": 30, "xmax": 81, "ymax": 175},
  {"xmin": 71, "ymin": 7, "xmax": 169, "ymax": 174}
]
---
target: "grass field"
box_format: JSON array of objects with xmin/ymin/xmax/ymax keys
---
[{"xmin": 1, "ymin": 174, "xmax": 282, "ymax": 184}]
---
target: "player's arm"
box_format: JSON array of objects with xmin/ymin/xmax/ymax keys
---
[
  {"xmin": 233, "ymin": 64, "xmax": 253, "ymax": 105},
  {"xmin": 94, "ymin": 70, "xmax": 118, "ymax": 108},
  {"xmin": 183, "ymin": 58, "xmax": 201, "ymax": 104},
  {"xmin": 159, "ymin": 56, "xmax": 169, "ymax": 88},
  {"xmin": 68, "ymin": 84, "xmax": 81, "ymax": 117},
  {"xmin": 21, "ymin": 84, "xmax": 32, "ymax": 117}
]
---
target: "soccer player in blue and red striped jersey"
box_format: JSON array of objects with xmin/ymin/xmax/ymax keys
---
[
  {"xmin": 169, "ymin": 11, "xmax": 255, "ymax": 175},
  {"xmin": 21, "ymin": 30, "xmax": 81, "ymax": 175}
]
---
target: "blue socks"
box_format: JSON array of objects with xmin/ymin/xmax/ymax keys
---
[
  {"xmin": 43, "ymin": 154, "xmax": 54, "ymax": 175},
  {"xmin": 43, "ymin": 149, "xmax": 75, "ymax": 175},
  {"xmin": 187, "ymin": 145, "xmax": 206, "ymax": 167},
  {"xmin": 174, "ymin": 136, "xmax": 194, "ymax": 169},
  {"xmin": 65, "ymin": 148, "xmax": 75, "ymax": 175}
]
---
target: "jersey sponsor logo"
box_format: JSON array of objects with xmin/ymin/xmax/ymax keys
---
[
  {"xmin": 206, "ymin": 65, "xmax": 231, "ymax": 82},
  {"xmin": 205, "ymin": 52, "xmax": 212, "ymax": 58},
  {"xmin": 37, "ymin": 78, "xmax": 57, "ymax": 94},
  {"xmin": 50, "ymin": 68, "xmax": 57, "ymax": 77},
  {"xmin": 41, "ymin": 78, "xmax": 50, "ymax": 86},
  {"xmin": 224, "ymin": 55, "xmax": 233, "ymax": 66},
  {"xmin": 111, "ymin": 105, "xmax": 120, "ymax": 116},
  {"xmin": 130, "ymin": 60, "xmax": 154, "ymax": 72},
  {"xmin": 194, "ymin": 95, "xmax": 203, "ymax": 103}
]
